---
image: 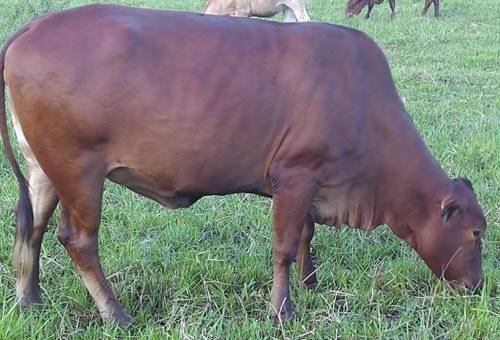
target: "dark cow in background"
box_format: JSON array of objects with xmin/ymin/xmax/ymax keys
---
[
  {"xmin": 346, "ymin": 0, "xmax": 441, "ymax": 19},
  {"xmin": 1, "ymin": 4, "xmax": 484, "ymax": 325},
  {"xmin": 346, "ymin": 0, "xmax": 395, "ymax": 19}
]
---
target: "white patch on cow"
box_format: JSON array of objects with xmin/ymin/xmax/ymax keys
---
[
  {"xmin": 79, "ymin": 270, "xmax": 116, "ymax": 320},
  {"xmin": 11, "ymin": 107, "xmax": 30, "ymax": 159},
  {"xmin": 10, "ymin": 96, "xmax": 56, "ymax": 228}
]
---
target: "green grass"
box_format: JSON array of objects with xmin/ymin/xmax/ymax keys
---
[{"xmin": 0, "ymin": 0, "xmax": 499, "ymax": 338}]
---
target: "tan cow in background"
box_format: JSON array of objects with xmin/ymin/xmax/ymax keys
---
[{"xmin": 204, "ymin": 0, "xmax": 310, "ymax": 22}]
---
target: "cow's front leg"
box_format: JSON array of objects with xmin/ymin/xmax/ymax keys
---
[
  {"xmin": 270, "ymin": 171, "xmax": 318, "ymax": 321},
  {"xmin": 296, "ymin": 218, "xmax": 317, "ymax": 288}
]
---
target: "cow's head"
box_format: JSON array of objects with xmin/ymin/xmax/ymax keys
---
[
  {"xmin": 406, "ymin": 178, "xmax": 486, "ymax": 291},
  {"xmin": 345, "ymin": 0, "xmax": 367, "ymax": 16}
]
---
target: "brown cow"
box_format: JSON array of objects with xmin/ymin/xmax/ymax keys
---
[
  {"xmin": 346, "ymin": 0, "xmax": 441, "ymax": 19},
  {"xmin": 1, "ymin": 4, "xmax": 485, "ymax": 325}
]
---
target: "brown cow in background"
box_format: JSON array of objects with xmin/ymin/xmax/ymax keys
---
[
  {"xmin": 346, "ymin": 0, "xmax": 441, "ymax": 19},
  {"xmin": 1, "ymin": 4, "xmax": 484, "ymax": 325}
]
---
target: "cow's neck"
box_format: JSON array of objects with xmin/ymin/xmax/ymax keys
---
[
  {"xmin": 375, "ymin": 112, "xmax": 452, "ymax": 246},
  {"xmin": 311, "ymin": 110, "xmax": 452, "ymax": 237}
]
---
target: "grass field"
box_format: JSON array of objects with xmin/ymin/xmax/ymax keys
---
[{"xmin": 0, "ymin": 0, "xmax": 498, "ymax": 338}]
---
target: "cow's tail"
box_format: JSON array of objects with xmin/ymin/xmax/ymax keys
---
[{"xmin": 0, "ymin": 26, "xmax": 34, "ymax": 249}]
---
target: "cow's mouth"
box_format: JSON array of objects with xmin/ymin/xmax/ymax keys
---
[{"xmin": 447, "ymin": 276, "xmax": 484, "ymax": 294}]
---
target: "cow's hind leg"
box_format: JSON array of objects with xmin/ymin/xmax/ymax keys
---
[
  {"xmin": 433, "ymin": 0, "xmax": 440, "ymax": 18},
  {"xmin": 422, "ymin": 0, "xmax": 433, "ymax": 16},
  {"xmin": 14, "ymin": 166, "xmax": 58, "ymax": 306},
  {"xmin": 365, "ymin": 4, "xmax": 375, "ymax": 19},
  {"xmin": 12, "ymin": 113, "xmax": 58, "ymax": 306},
  {"xmin": 56, "ymin": 171, "xmax": 131, "ymax": 325},
  {"xmin": 296, "ymin": 218, "xmax": 317, "ymax": 288}
]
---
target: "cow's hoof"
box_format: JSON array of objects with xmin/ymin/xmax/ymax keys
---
[
  {"xmin": 301, "ymin": 273, "xmax": 318, "ymax": 289},
  {"xmin": 273, "ymin": 305, "xmax": 296, "ymax": 323},
  {"xmin": 275, "ymin": 309, "xmax": 296, "ymax": 323},
  {"xmin": 19, "ymin": 291, "xmax": 43, "ymax": 307},
  {"xmin": 102, "ymin": 309, "xmax": 133, "ymax": 327},
  {"xmin": 115, "ymin": 313, "xmax": 133, "ymax": 327}
]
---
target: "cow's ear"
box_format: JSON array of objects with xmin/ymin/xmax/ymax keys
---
[
  {"xmin": 453, "ymin": 177, "xmax": 474, "ymax": 192},
  {"xmin": 440, "ymin": 197, "xmax": 461, "ymax": 224}
]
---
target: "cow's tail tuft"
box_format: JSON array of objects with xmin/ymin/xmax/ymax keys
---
[{"xmin": 0, "ymin": 26, "xmax": 34, "ymax": 250}]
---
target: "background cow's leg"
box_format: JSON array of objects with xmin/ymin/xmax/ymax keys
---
[
  {"xmin": 282, "ymin": 7, "xmax": 298, "ymax": 22},
  {"xmin": 11, "ymin": 112, "xmax": 58, "ymax": 306},
  {"xmin": 365, "ymin": 4, "xmax": 375, "ymax": 19},
  {"xmin": 296, "ymin": 217, "xmax": 317, "ymax": 288},
  {"xmin": 422, "ymin": 0, "xmax": 433, "ymax": 16},
  {"xmin": 56, "ymin": 174, "xmax": 131, "ymax": 325},
  {"xmin": 433, "ymin": 0, "xmax": 440, "ymax": 17},
  {"xmin": 284, "ymin": 0, "xmax": 310, "ymax": 22},
  {"xmin": 270, "ymin": 172, "xmax": 318, "ymax": 321},
  {"xmin": 389, "ymin": 0, "xmax": 396, "ymax": 19}
]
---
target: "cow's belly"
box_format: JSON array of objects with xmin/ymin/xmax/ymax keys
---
[
  {"xmin": 107, "ymin": 166, "xmax": 202, "ymax": 209},
  {"xmin": 106, "ymin": 163, "xmax": 269, "ymax": 209}
]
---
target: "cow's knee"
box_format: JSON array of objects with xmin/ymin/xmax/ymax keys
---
[
  {"xmin": 57, "ymin": 216, "xmax": 73, "ymax": 248},
  {"xmin": 57, "ymin": 222, "xmax": 86, "ymax": 251},
  {"xmin": 273, "ymin": 245, "xmax": 298, "ymax": 267},
  {"xmin": 58, "ymin": 222, "xmax": 98, "ymax": 270}
]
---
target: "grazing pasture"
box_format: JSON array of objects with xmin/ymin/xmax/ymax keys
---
[{"xmin": 0, "ymin": 0, "xmax": 498, "ymax": 338}]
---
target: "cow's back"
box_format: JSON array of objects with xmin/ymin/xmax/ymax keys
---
[{"xmin": 4, "ymin": 4, "xmax": 395, "ymax": 201}]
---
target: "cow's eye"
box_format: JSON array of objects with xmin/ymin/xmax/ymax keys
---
[{"xmin": 441, "ymin": 204, "xmax": 459, "ymax": 223}]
